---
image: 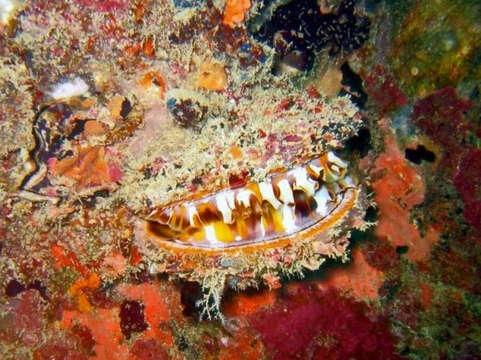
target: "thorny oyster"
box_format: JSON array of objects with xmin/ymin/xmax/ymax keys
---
[
  {"xmin": 1, "ymin": 0, "xmax": 371, "ymax": 319},
  {"xmin": 137, "ymin": 151, "xmax": 368, "ymax": 318},
  {"xmin": 143, "ymin": 152, "xmax": 359, "ymax": 252}
]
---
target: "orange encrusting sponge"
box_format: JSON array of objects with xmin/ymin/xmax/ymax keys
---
[{"xmin": 222, "ymin": 0, "xmax": 251, "ymax": 28}]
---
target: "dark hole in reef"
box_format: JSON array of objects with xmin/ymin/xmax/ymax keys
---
[
  {"xmin": 400, "ymin": 346, "xmax": 412, "ymax": 356},
  {"xmin": 396, "ymin": 245, "xmax": 409, "ymax": 254},
  {"xmin": 364, "ymin": 205, "xmax": 378, "ymax": 222},
  {"xmin": 379, "ymin": 280, "xmax": 400, "ymax": 302},
  {"xmin": 179, "ymin": 281, "xmax": 203, "ymax": 318},
  {"xmin": 168, "ymin": 98, "xmax": 207, "ymax": 129},
  {"xmin": 176, "ymin": 335, "xmax": 189, "ymax": 351},
  {"xmin": 58, "ymin": 149, "xmax": 74, "ymax": 160},
  {"xmin": 67, "ymin": 119, "xmax": 89, "ymax": 140},
  {"xmin": 21, "ymin": 49, "xmax": 34, "ymax": 69},
  {"xmin": 345, "ymin": 127, "xmax": 371, "ymax": 157},
  {"xmin": 349, "ymin": 228, "xmax": 371, "ymax": 245},
  {"xmin": 223, "ymin": 284, "xmax": 269, "ymax": 306},
  {"xmin": 5, "ymin": 279, "xmax": 48, "ymax": 299},
  {"xmin": 5, "ymin": 279, "xmax": 25, "ymax": 297},
  {"xmin": 143, "ymin": 167, "xmax": 152, "ymax": 179},
  {"xmin": 250, "ymin": 0, "xmax": 370, "ymax": 71},
  {"xmin": 469, "ymin": 85, "xmax": 479, "ymax": 101},
  {"xmin": 120, "ymin": 98, "xmax": 132, "ymax": 118},
  {"xmin": 28, "ymin": 280, "xmax": 48, "ymax": 300},
  {"xmin": 73, "ymin": 189, "xmax": 110, "ymax": 208},
  {"xmin": 405, "ymin": 145, "xmax": 436, "ymax": 164},
  {"xmin": 192, "ymin": 177, "xmax": 203, "ymax": 185},
  {"xmin": 339, "ymin": 62, "xmax": 367, "ymax": 108},
  {"xmin": 50, "ymin": 134, "xmax": 67, "ymax": 154},
  {"xmin": 119, "ymin": 300, "xmax": 149, "ymax": 339}
]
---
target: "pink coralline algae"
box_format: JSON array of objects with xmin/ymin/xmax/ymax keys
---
[
  {"xmin": 454, "ymin": 148, "xmax": 481, "ymax": 231},
  {"xmin": 75, "ymin": 0, "xmax": 128, "ymax": 12},
  {"xmin": 248, "ymin": 284, "xmax": 400, "ymax": 360},
  {"xmin": 315, "ymin": 247, "xmax": 385, "ymax": 300},
  {"xmin": 61, "ymin": 308, "xmax": 130, "ymax": 360},
  {"xmin": 412, "ymin": 87, "xmax": 472, "ymax": 174},
  {"xmin": 130, "ymin": 339, "xmax": 169, "ymax": 360},
  {"xmin": 361, "ymin": 236, "xmax": 400, "ymax": 271},
  {"xmin": 364, "ymin": 65, "xmax": 408, "ymax": 114},
  {"xmin": 372, "ymin": 122, "xmax": 438, "ymax": 262},
  {"xmin": 0, "ymin": 290, "xmax": 46, "ymax": 347}
]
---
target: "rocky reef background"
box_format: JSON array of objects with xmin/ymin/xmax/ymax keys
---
[{"xmin": 1, "ymin": 0, "xmax": 481, "ymax": 359}]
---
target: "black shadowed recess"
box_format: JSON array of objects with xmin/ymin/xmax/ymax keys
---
[
  {"xmin": 119, "ymin": 300, "xmax": 149, "ymax": 339},
  {"xmin": 251, "ymin": 0, "xmax": 370, "ymax": 70},
  {"xmin": 405, "ymin": 145, "xmax": 436, "ymax": 164}
]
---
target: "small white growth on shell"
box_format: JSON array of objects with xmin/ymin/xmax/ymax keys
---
[{"xmin": 48, "ymin": 77, "xmax": 89, "ymax": 100}]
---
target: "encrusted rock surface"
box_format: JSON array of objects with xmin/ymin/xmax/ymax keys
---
[{"xmin": 1, "ymin": 0, "xmax": 481, "ymax": 359}]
